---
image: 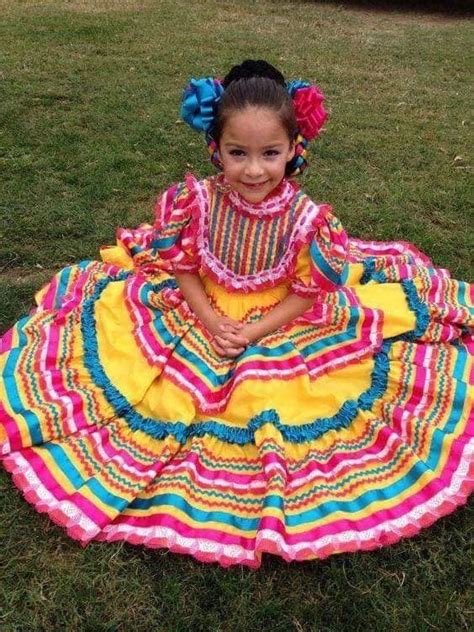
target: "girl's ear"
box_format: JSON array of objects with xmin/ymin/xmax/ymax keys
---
[
  {"xmin": 215, "ymin": 145, "xmax": 225, "ymax": 171},
  {"xmin": 287, "ymin": 140, "xmax": 296, "ymax": 162}
]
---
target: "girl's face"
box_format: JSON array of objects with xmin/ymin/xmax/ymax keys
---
[{"xmin": 218, "ymin": 106, "xmax": 295, "ymax": 203}]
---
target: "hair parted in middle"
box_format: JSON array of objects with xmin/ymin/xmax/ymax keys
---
[
  {"xmin": 180, "ymin": 58, "xmax": 328, "ymax": 176},
  {"xmin": 212, "ymin": 60, "xmax": 298, "ymax": 146}
]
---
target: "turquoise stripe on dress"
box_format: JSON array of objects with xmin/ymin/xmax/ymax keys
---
[
  {"xmin": 3, "ymin": 318, "xmax": 44, "ymax": 445},
  {"xmin": 130, "ymin": 492, "xmax": 261, "ymax": 530},
  {"xmin": 43, "ymin": 441, "xmax": 86, "ymax": 488},
  {"xmin": 152, "ymin": 234, "xmax": 180, "ymax": 250},
  {"xmin": 310, "ymin": 239, "xmax": 341, "ymax": 286}
]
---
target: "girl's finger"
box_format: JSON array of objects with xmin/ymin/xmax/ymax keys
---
[
  {"xmin": 219, "ymin": 322, "xmax": 243, "ymax": 333},
  {"xmin": 225, "ymin": 346, "xmax": 245, "ymax": 357},
  {"xmin": 223, "ymin": 317, "xmax": 244, "ymax": 326},
  {"xmin": 211, "ymin": 337, "xmax": 244, "ymax": 357},
  {"xmin": 216, "ymin": 332, "xmax": 249, "ymax": 348},
  {"xmin": 219, "ymin": 325, "xmax": 248, "ymax": 337},
  {"xmin": 211, "ymin": 341, "xmax": 226, "ymax": 356},
  {"xmin": 212, "ymin": 340, "xmax": 242, "ymax": 357},
  {"xmin": 215, "ymin": 335, "xmax": 231, "ymax": 347},
  {"xmin": 221, "ymin": 332, "xmax": 249, "ymax": 345}
]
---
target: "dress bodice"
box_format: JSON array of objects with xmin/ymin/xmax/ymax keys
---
[
  {"xmin": 189, "ymin": 174, "xmax": 335, "ymax": 292},
  {"xmin": 205, "ymin": 178, "xmax": 303, "ymax": 277},
  {"xmin": 123, "ymin": 173, "xmax": 349, "ymax": 296}
]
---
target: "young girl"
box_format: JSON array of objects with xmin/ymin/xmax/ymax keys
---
[{"xmin": 0, "ymin": 60, "xmax": 472, "ymax": 569}]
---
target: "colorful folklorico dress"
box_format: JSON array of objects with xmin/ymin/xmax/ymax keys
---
[{"xmin": 1, "ymin": 174, "xmax": 473, "ymax": 568}]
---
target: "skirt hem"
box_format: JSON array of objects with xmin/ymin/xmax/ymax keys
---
[{"xmin": 3, "ymin": 440, "xmax": 472, "ymax": 569}]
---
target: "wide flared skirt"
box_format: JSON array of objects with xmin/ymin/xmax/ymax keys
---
[{"xmin": 0, "ymin": 238, "xmax": 473, "ymax": 568}]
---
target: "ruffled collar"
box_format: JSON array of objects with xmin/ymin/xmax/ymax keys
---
[{"xmin": 215, "ymin": 175, "xmax": 299, "ymax": 218}]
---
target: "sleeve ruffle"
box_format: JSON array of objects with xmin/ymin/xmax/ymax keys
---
[
  {"xmin": 151, "ymin": 173, "xmax": 200, "ymax": 274},
  {"xmin": 290, "ymin": 204, "xmax": 348, "ymax": 299},
  {"xmin": 101, "ymin": 174, "xmax": 201, "ymax": 276}
]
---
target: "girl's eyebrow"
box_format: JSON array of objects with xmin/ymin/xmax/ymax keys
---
[{"xmin": 223, "ymin": 141, "xmax": 286, "ymax": 148}]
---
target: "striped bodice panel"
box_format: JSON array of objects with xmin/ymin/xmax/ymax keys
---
[{"xmin": 206, "ymin": 191, "xmax": 304, "ymax": 276}]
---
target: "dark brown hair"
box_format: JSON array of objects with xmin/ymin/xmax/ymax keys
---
[{"xmin": 212, "ymin": 60, "xmax": 298, "ymax": 145}]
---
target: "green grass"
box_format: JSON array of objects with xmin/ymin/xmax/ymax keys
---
[{"xmin": 0, "ymin": 1, "xmax": 473, "ymax": 630}]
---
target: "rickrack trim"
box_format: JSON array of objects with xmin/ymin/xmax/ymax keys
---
[
  {"xmin": 192, "ymin": 175, "xmax": 330, "ymax": 293},
  {"xmin": 361, "ymin": 258, "xmax": 430, "ymax": 341},
  {"xmin": 82, "ymin": 273, "xmax": 391, "ymax": 445}
]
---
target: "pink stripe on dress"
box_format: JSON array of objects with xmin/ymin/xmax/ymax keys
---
[
  {"xmin": 5, "ymin": 448, "xmax": 111, "ymax": 527},
  {"xmin": 0, "ymin": 401, "xmax": 22, "ymax": 452},
  {"xmin": 0, "ymin": 328, "xmax": 14, "ymax": 353}
]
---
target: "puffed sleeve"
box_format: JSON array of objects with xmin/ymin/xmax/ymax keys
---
[
  {"xmin": 290, "ymin": 205, "xmax": 348, "ymax": 298},
  {"xmin": 100, "ymin": 174, "xmax": 201, "ymax": 275},
  {"xmin": 151, "ymin": 174, "xmax": 200, "ymax": 273}
]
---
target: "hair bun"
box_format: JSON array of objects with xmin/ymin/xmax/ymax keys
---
[{"xmin": 223, "ymin": 60, "xmax": 285, "ymax": 88}]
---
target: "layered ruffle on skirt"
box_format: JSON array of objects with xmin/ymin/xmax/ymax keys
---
[{"xmin": 0, "ymin": 236, "xmax": 472, "ymax": 568}]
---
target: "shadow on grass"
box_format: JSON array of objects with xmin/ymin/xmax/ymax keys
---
[{"xmin": 309, "ymin": 0, "xmax": 473, "ymax": 17}]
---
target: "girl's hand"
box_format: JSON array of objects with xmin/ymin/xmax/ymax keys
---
[
  {"xmin": 207, "ymin": 316, "xmax": 249, "ymax": 358},
  {"xmin": 237, "ymin": 323, "xmax": 262, "ymax": 345},
  {"xmin": 212, "ymin": 322, "xmax": 263, "ymax": 358}
]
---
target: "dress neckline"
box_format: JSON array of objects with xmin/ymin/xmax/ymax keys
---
[{"xmin": 215, "ymin": 174, "xmax": 299, "ymax": 218}]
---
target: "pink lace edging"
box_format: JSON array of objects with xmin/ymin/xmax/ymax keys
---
[
  {"xmin": 168, "ymin": 174, "xmax": 326, "ymax": 292},
  {"xmin": 226, "ymin": 177, "xmax": 300, "ymax": 218},
  {"xmin": 2, "ymin": 441, "xmax": 473, "ymax": 569}
]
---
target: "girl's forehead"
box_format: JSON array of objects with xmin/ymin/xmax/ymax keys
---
[{"xmin": 221, "ymin": 107, "xmax": 289, "ymax": 143}]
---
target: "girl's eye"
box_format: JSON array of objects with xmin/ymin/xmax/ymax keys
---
[{"xmin": 228, "ymin": 149, "xmax": 280, "ymax": 157}]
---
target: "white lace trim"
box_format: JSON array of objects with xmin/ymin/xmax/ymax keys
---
[
  {"xmin": 193, "ymin": 177, "xmax": 325, "ymax": 292},
  {"xmin": 226, "ymin": 178, "xmax": 296, "ymax": 218}
]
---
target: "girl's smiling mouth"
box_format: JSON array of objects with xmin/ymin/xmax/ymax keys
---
[{"xmin": 241, "ymin": 180, "xmax": 269, "ymax": 188}]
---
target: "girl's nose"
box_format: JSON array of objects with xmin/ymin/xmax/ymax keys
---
[{"xmin": 245, "ymin": 158, "xmax": 264, "ymax": 178}]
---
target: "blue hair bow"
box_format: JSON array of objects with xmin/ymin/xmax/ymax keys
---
[
  {"xmin": 180, "ymin": 77, "xmax": 224, "ymax": 133},
  {"xmin": 286, "ymin": 79, "xmax": 310, "ymax": 97}
]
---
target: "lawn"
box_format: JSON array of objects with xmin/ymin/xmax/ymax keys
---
[{"xmin": 0, "ymin": 1, "xmax": 472, "ymax": 630}]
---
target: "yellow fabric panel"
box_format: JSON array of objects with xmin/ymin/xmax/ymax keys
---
[
  {"xmin": 94, "ymin": 277, "xmax": 374, "ymax": 427},
  {"xmin": 136, "ymin": 362, "xmax": 372, "ymax": 428},
  {"xmin": 355, "ymin": 283, "xmax": 417, "ymax": 338},
  {"xmin": 208, "ymin": 361, "xmax": 373, "ymax": 426},
  {"xmin": 201, "ymin": 273, "xmax": 290, "ymax": 321},
  {"xmin": 346, "ymin": 262, "xmax": 365, "ymax": 285},
  {"xmin": 292, "ymin": 249, "xmax": 365, "ymax": 288},
  {"xmin": 95, "ymin": 281, "xmax": 160, "ymax": 406},
  {"xmin": 137, "ymin": 374, "xmax": 197, "ymax": 423},
  {"xmin": 100, "ymin": 244, "xmax": 134, "ymax": 270},
  {"xmin": 293, "ymin": 243, "xmax": 312, "ymax": 287}
]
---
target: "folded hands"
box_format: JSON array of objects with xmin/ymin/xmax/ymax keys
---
[{"xmin": 206, "ymin": 315, "xmax": 261, "ymax": 358}]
